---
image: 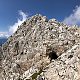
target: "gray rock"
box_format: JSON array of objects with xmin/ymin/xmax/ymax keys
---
[{"xmin": 0, "ymin": 14, "xmax": 80, "ymax": 80}]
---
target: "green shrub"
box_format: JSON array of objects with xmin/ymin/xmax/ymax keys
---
[{"xmin": 31, "ymin": 69, "xmax": 43, "ymax": 80}]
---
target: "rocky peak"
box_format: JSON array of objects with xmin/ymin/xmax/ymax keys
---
[{"xmin": 0, "ymin": 14, "xmax": 80, "ymax": 80}]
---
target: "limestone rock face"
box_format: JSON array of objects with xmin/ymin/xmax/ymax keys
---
[
  {"xmin": 0, "ymin": 46, "xmax": 3, "ymax": 79},
  {"xmin": 0, "ymin": 46, "xmax": 3, "ymax": 61},
  {"xmin": 0, "ymin": 14, "xmax": 80, "ymax": 80},
  {"xmin": 43, "ymin": 44, "xmax": 80, "ymax": 80}
]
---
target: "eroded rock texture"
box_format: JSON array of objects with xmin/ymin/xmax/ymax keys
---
[
  {"xmin": 43, "ymin": 44, "xmax": 80, "ymax": 80},
  {"xmin": 0, "ymin": 14, "xmax": 80, "ymax": 80}
]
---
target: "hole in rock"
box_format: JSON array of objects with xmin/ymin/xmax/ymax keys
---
[
  {"xmin": 48, "ymin": 51, "xmax": 58, "ymax": 61},
  {"xmin": 68, "ymin": 55, "xmax": 73, "ymax": 59},
  {"xmin": 21, "ymin": 52, "xmax": 23, "ymax": 55},
  {"xmin": 46, "ymin": 46, "xmax": 58, "ymax": 61}
]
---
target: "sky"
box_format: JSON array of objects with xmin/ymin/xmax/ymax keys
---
[{"xmin": 0, "ymin": 0, "xmax": 80, "ymax": 37}]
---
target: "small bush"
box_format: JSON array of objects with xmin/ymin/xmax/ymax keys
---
[{"xmin": 31, "ymin": 69, "xmax": 43, "ymax": 80}]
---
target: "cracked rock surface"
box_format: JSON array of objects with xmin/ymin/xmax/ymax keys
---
[
  {"xmin": 0, "ymin": 14, "xmax": 80, "ymax": 80},
  {"xmin": 43, "ymin": 44, "xmax": 80, "ymax": 80}
]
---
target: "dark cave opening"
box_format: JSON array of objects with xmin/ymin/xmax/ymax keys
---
[
  {"xmin": 48, "ymin": 51, "xmax": 58, "ymax": 61},
  {"xmin": 46, "ymin": 46, "xmax": 59, "ymax": 61}
]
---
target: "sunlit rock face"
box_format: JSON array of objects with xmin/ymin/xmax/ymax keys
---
[
  {"xmin": 43, "ymin": 44, "xmax": 80, "ymax": 80},
  {"xmin": 0, "ymin": 14, "xmax": 80, "ymax": 80}
]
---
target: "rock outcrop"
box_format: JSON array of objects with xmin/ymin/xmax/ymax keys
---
[
  {"xmin": 0, "ymin": 14, "xmax": 80, "ymax": 80},
  {"xmin": 42, "ymin": 44, "xmax": 80, "ymax": 80}
]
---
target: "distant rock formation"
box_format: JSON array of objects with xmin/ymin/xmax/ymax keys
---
[
  {"xmin": 0, "ymin": 14, "xmax": 80, "ymax": 80},
  {"xmin": 0, "ymin": 38, "xmax": 7, "ymax": 46}
]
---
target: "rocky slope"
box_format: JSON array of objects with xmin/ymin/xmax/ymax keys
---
[
  {"xmin": 42, "ymin": 44, "xmax": 80, "ymax": 80},
  {"xmin": 0, "ymin": 14, "xmax": 80, "ymax": 80}
]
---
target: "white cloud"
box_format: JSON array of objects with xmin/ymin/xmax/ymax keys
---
[
  {"xmin": 0, "ymin": 32, "xmax": 9, "ymax": 38},
  {"xmin": 63, "ymin": 6, "xmax": 80, "ymax": 25},
  {"xmin": 0, "ymin": 10, "xmax": 28, "ymax": 37},
  {"xmin": 9, "ymin": 10, "xmax": 28, "ymax": 34},
  {"xmin": 0, "ymin": 10, "xmax": 28, "ymax": 38}
]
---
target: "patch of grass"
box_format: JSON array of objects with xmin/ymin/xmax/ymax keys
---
[
  {"xmin": 31, "ymin": 73, "xmax": 38, "ymax": 80},
  {"xmin": 31, "ymin": 69, "xmax": 43, "ymax": 80}
]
